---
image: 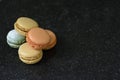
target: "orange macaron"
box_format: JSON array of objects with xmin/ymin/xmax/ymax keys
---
[
  {"xmin": 26, "ymin": 28, "xmax": 51, "ymax": 50},
  {"xmin": 43, "ymin": 29, "xmax": 57, "ymax": 50}
]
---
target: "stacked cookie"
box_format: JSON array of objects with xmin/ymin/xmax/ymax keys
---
[{"xmin": 6, "ymin": 17, "xmax": 57, "ymax": 64}]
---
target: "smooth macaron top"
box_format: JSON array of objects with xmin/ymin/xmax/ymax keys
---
[
  {"xmin": 18, "ymin": 43, "xmax": 42, "ymax": 58},
  {"xmin": 44, "ymin": 29, "xmax": 57, "ymax": 49},
  {"xmin": 15, "ymin": 17, "xmax": 39, "ymax": 30},
  {"xmin": 7, "ymin": 29, "xmax": 25, "ymax": 44},
  {"xmin": 27, "ymin": 28, "xmax": 50, "ymax": 46}
]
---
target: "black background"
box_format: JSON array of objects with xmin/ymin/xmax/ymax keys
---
[{"xmin": 0, "ymin": 0, "xmax": 120, "ymax": 80}]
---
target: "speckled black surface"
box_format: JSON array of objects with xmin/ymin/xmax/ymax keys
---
[{"xmin": 0, "ymin": 0, "xmax": 120, "ymax": 80}]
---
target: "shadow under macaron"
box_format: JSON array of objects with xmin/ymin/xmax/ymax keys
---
[{"xmin": 39, "ymin": 47, "xmax": 57, "ymax": 63}]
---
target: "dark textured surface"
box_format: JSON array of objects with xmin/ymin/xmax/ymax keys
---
[{"xmin": 0, "ymin": 0, "xmax": 120, "ymax": 80}]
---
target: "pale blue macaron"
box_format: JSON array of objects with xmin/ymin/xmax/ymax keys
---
[{"xmin": 7, "ymin": 29, "xmax": 26, "ymax": 48}]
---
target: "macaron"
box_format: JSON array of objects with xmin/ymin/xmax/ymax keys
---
[
  {"xmin": 14, "ymin": 17, "xmax": 39, "ymax": 36},
  {"xmin": 18, "ymin": 43, "xmax": 43, "ymax": 64},
  {"xmin": 26, "ymin": 28, "xmax": 50, "ymax": 50},
  {"xmin": 44, "ymin": 29, "xmax": 57, "ymax": 50},
  {"xmin": 7, "ymin": 29, "xmax": 25, "ymax": 48}
]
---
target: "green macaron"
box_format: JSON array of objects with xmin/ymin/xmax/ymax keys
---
[{"xmin": 7, "ymin": 29, "xmax": 25, "ymax": 48}]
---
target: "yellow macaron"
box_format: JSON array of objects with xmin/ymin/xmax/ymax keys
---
[
  {"xmin": 14, "ymin": 17, "xmax": 39, "ymax": 36},
  {"xmin": 18, "ymin": 43, "xmax": 43, "ymax": 64}
]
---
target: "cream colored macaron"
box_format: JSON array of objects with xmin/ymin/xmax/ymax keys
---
[
  {"xmin": 18, "ymin": 43, "xmax": 43, "ymax": 64},
  {"xmin": 14, "ymin": 17, "xmax": 39, "ymax": 36}
]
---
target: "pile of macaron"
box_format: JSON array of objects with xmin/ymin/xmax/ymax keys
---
[{"xmin": 6, "ymin": 17, "xmax": 57, "ymax": 64}]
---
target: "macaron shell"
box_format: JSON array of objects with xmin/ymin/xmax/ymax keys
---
[
  {"xmin": 19, "ymin": 55, "xmax": 42, "ymax": 64},
  {"xmin": 45, "ymin": 40, "xmax": 57, "ymax": 50},
  {"xmin": 28, "ymin": 28, "xmax": 50, "ymax": 44},
  {"xmin": 7, "ymin": 30, "xmax": 25, "ymax": 44},
  {"xmin": 14, "ymin": 17, "xmax": 39, "ymax": 36},
  {"xmin": 44, "ymin": 30, "xmax": 57, "ymax": 50},
  {"xmin": 18, "ymin": 43, "xmax": 42, "ymax": 57},
  {"xmin": 26, "ymin": 36, "xmax": 42, "ymax": 50},
  {"xmin": 7, "ymin": 40, "xmax": 21, "ymax": 48},
  {"xmin": 27, "ymin": 28, "xmax": 50, "ymax": 49},
  {"xmin": 16, "ymin": 17, "xmax": 39, "ymax": 30},
  {"xmin": 18, "ymin": 43, "xmax": 43, "ymax": 64},
  {"xmin": 14, "ymin": 24, "xmax": 26, "ymax": 36},
  {"xmin": 7, "ymin": 29, "xmax": 25, "ymax": 48}
]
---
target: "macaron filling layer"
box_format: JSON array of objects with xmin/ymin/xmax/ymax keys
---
[
  {"xmin": 7, "ymin": 40, "xmax": 23, "ymax": 45},
  {"xmin": 7, "ymin": 40, "xmax": 21, "ymax": 47},
  {"xmin": 7, "ymin": 35, "xmax": 25, "ymax": 44},
  {"xmin": 19, "ymin": 55, "xmax": 42, "ymax": 64},
  {"xmin": 7, "ymin": 40, "xmax": 22, "ymax": 48},
  {"xmin": 19, "ymin": 55, "xmax": 40, "ymax": 61},
  {"xmin": 15, "ymin": 23, "xmax": 28, "ymax": 32}
]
